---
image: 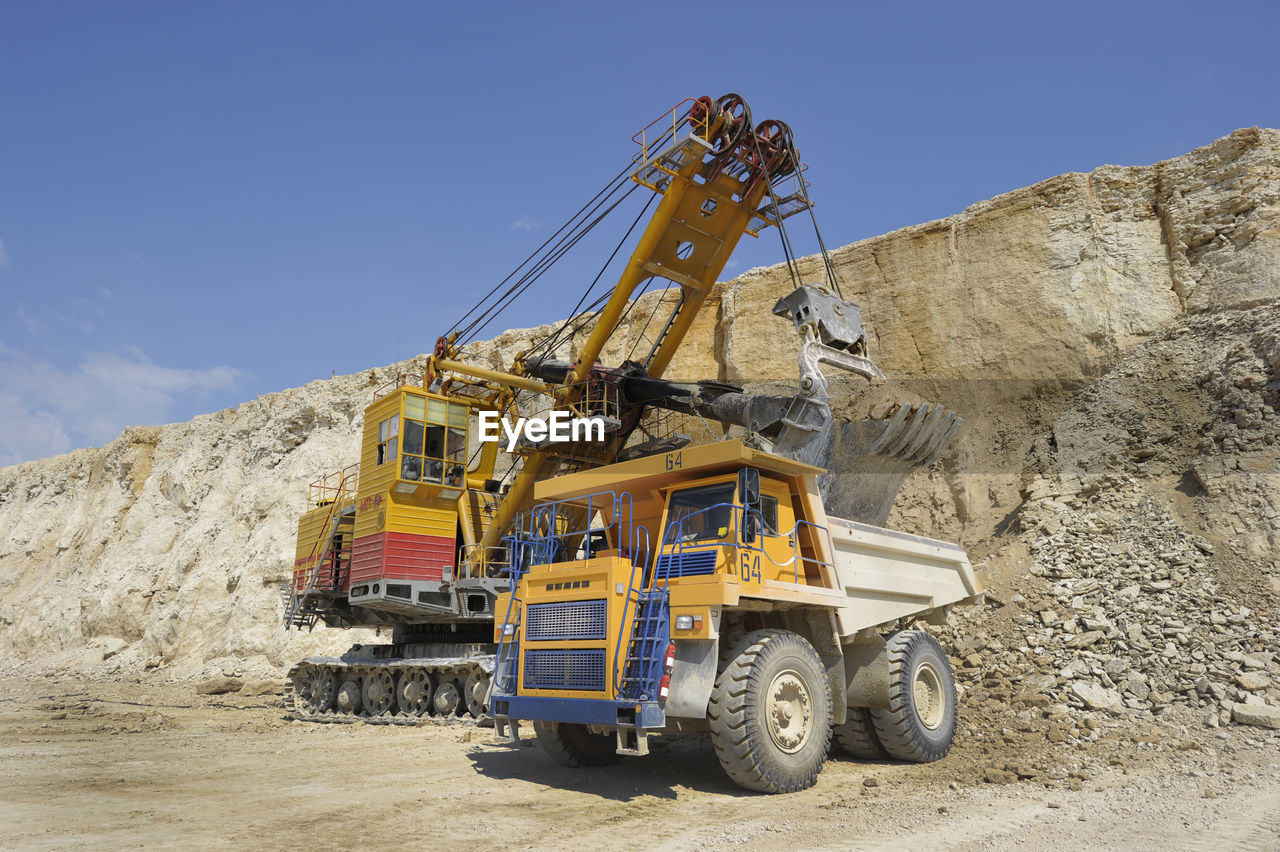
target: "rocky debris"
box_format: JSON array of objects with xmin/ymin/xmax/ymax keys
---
[
  {"xmin": 946, "ymin": 472, "xmax": 1278, "ymax": 743},
  {"xmin": 1231, "ymin": 702, "xmax": 1280, "ymax": 729},
  {"xmin": 97, "ymin": 637, "xmax": 126, "ymax": 660},
  {"xmin": 241, "ymin": 680, "xmax": 284, "ymax": 696},
  {"xmin": 937, "ymin": 299, "xmax": 1279, "ymax": 762},
  {"xmin": 1020, "ymin": 482, "xmax": 1277, "ymax": 722},
  {"xmin": 196, "ymin": 677, "xmax": 244, "ymax": 695},
  {"xmin": 982, "ymin": 760, "xmax": 1040, "ymax": 784},
  {"xmin": 1070, "ymin": 682, "xmax": 1123, "ymax": 714},
  {"xmin": 983, "ymin": 767, "xmax": 1017, "ymax": 784},
  {"xmin": 1235, "ymin": 671, "xmax": 1272, "ymax": 691}
]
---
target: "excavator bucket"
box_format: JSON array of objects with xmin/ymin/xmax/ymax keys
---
[
  {"xmin": 768, "ymin": 286, "xmax": 964, "ymax": 525},
  {"xmin": 814, "ymin": 401, "xmax": 963, "ymax": 525}
]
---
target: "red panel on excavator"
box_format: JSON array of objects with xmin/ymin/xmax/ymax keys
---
[{"xmin": 350, "ymin": 532, "xmax": 453, "ymax": 584}]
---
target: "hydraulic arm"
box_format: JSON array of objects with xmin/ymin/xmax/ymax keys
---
[{"xmin": 429, "ymin": 94, "xmax": 815, "ymax": 569}]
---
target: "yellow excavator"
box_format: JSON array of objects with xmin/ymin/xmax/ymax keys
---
[{"xmin": 280, "ymin": 94, "xmax": 970, "ymax": 771}]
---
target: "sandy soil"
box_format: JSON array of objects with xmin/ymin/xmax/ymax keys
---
[{"xmin": 1, "ymin": 676, "xmax": 1278, "ymax": 850}]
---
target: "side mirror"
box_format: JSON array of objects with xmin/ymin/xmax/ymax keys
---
[
  {"xmin": 738, "ymin": 467, "xmax": 761, "ymax": 545},
  {"xmin": 738, "ymin": 467, "xmax": 760, "ymax": 507}
]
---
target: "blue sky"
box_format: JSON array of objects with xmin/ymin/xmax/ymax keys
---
[{"xmin": 1, "ymin": 1, "xmax": 1276, "ymax": 466}]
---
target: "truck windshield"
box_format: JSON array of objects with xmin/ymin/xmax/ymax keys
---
[{"xmin": 664, "ymin": 483, "xmax": 736, "ymax": 544}]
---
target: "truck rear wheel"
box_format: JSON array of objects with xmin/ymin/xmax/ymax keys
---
[
  {"xmin": 534, "ymin": 722, "xmax": 619, "ymax": 768},
  {"xmin": 834, "ymin": 707, "xmax": 887, "ymax": 760},
  {"xmin": 708, "ymin": 629, "xmax": 832, "ymax": 793},
  {"xmin": 869, "ymin": 630, "xmax": 956, "ymax": 762}
]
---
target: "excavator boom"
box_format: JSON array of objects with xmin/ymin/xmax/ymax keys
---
[{"xmin": 435, "ymin": 94, "xmax": 814, "ymax": 564}]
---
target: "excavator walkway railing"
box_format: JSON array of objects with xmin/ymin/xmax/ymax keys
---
[{"xmin": 282, "ymin": 464, "xmax": 359, "ymax": 630}]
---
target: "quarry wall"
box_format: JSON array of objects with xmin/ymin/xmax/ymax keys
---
[{"xmin": 0, "ymin": 127, "xmax": 1276, "ymax": 682}]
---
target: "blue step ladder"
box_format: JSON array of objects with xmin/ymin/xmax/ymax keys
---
[
  {"xmin": 491, "ymin": 635, "xmax": 521, "ymax": 744},
  {"xmin": 491, "ymin": 534, "xmax": 530, "ymax": 745},
  {"xmin": 614, "ymin": 587, "xmax": 670, "ymax": 755}
]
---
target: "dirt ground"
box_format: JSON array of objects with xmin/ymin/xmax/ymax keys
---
[{"xmin": 2, "ymin": 676, "xmax": 1278, "ymax": 850}]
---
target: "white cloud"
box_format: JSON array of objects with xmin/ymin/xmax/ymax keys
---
[
  {"xmin": 0, "ymin": 343, "xmax": 240, "ymax": 467},
  {"xmin": 0, "ymin": 238, "xmax": 8, "ymax": 268},
  {"xmin": 17, "ymin": 307, "xmax": 42, "ymax": 335},
  {"xmin": 510, "ymin": 217, "xmax": 540, "ymax": 231},
  {"xmin": 0, "ymin": 396, "xmax": 70, "ymax": 467}
]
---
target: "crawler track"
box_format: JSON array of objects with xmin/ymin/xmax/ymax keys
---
[{"xmin": 284, "ymin": 649, "xmax": 496, "ymax": 725}]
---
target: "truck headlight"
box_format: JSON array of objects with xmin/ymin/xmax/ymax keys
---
[
  {"xmin": 674, "ymin": 615, "xmax": 694, "ymax": 631},
  {"xmin": 502, "ymin": 623, "xmax": 515, "ymax": 637}
]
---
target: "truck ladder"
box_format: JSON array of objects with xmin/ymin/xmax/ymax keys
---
[
  {"xmin": 491, "ymin": 536, "xmax": 529, "ymax": 743},
  {"xmin": 617, "ymin": 588, "xmax": 670, "ymax": 702}
]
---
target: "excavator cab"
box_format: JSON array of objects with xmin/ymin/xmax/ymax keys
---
[
  {"xmin": 345, "ymin": 382, "xmax": 470, "ymax": 612},
  {"xmin": 286, "ymin": 377, "xmax": 509, "ymax": 629}
]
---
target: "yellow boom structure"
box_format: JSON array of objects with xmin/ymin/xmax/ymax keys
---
[{"xmin": 426, "ymin": 94, "xmax": 809, "ymax": 574}]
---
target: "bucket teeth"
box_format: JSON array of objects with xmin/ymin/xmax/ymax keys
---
[{"xmin": 812, "ymin": 401, "xmax": 965, "ymax": 526}]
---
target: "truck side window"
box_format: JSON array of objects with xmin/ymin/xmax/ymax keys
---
[{"xmin": 761, "ymin": 494, "xmax": 778, "ymax": 535}]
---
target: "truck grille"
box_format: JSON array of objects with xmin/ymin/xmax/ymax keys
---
[
  {"xmin": 654, "ymin": 549, "xmax": 718, "ymax": 579},
  {"xmin": 525, "ymin": 600, "xmax": 607, "ymax": 641},
  {"xmin": 522, "ymin": 649, "xmax": 606, "ymax": 691}
]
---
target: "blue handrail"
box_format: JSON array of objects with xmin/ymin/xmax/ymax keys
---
[
  {"xmin": 660, "ymin": 501, "xmax": 837, "ymax": 584},
  {"xmin": 503, "ymin": 488, "xmax": 661, "ymax": 698},
  {"xmin": 611, "ymin": 523, "xmax": 665, "ymax": 694}
]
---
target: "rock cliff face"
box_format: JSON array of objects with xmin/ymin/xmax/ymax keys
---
[{"xmin": 1, "ymin": 127, "xmax": 1276, "ymax": 683}]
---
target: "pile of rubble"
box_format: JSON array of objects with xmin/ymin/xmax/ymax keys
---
[
  {"xmin": 936, "ymin": 299, "xmax": 1280, "ymax": 760},
  {"xmin": 943, "ymin": 478, "xmax": 1279, "ymax": 760},
  {"xmin": 1019, "ymin": 480, "xmax": 1274, "ymax": 723}
]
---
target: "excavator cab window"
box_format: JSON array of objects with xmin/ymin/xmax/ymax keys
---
[
  {"xmin": 664, "ymin": 483, "xmax": 735, "ymax": 544},
  {"xmin": 399, "ymin": 394, "xmax": 469, "ymax": 486},
  {"xmin": 377, "ymin": 415, "xmax": 399, "ymax": 465}
]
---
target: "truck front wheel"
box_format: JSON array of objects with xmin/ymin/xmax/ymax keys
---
[
  {"xmin": 869, "ymin": 630, "xmax": 957, "ymax": 762},
  {"xmin": 708, "ymin": 629, "xmax": 832, "ymax": 793},
  {"xmin": 534, "ymin": 722, "xmax": 618, "ymax": 768}
]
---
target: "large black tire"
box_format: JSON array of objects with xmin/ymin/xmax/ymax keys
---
[
  {"xmin": 534, "ymin": 722, "xmax": 619, "ymax": 768},
  {"xmin": 868, "ymin": 630, "xmax": 957, "ymax": 763},
  {"xmin": 833, "ymin": 707, "xmax": 887, "ymax": 760},
  {"xmin": 708, "ymin": 629, "xmax": 832, "ymax": 793}
]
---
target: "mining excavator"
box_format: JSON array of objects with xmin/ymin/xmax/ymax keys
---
[{"xmin": 281, "ymin": 94, "xmax": 978, "ymax": 791}]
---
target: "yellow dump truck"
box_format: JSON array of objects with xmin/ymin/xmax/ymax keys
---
[{"xmin": 491, "ymin": 439, "xmax": 981, "ymax": 793}]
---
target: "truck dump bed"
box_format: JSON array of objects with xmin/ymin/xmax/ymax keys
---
[{"xmin": 824, "ymin": 517, "xmax": 982, "ymax": 638}]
